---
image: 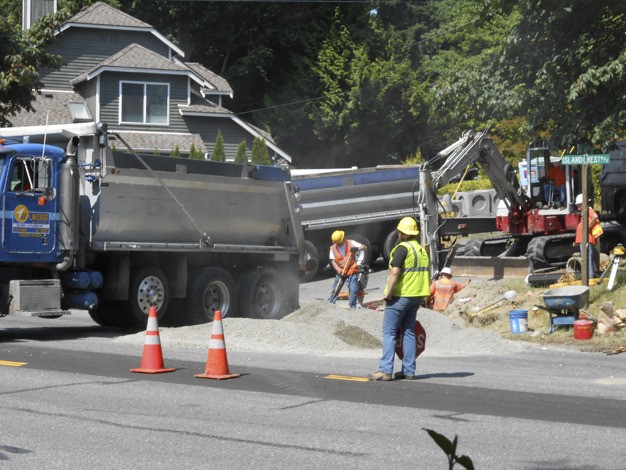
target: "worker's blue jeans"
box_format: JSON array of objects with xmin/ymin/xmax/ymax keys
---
[
  {"xmin": 379, "ymin": 296, "xmax": 420, "ymax": 376},
  {"xmin": 330, "ymin": 274, "xmax": 359, "ymax": 308}
]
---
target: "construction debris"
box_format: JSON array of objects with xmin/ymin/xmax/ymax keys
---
[{"xmin": 605, "ymin": 345, "xmax": 626, "ymax": 356}]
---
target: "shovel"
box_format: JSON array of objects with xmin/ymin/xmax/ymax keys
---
[
  {"xmin": 471, "ymin": 290, "xmax": 517, "ymax": 317},
  {"xmin": 328, "ymin": 251, "xmax": 356, "ymax": 304}
]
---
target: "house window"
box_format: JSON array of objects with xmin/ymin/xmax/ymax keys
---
[{"xmin": 120, "ymin": 81, "xmax": 169, "ymax": 125}]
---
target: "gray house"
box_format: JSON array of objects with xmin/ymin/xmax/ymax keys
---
[{"xmin": 8, "ymin": 1, "xmax": 292, "ymax": 164}]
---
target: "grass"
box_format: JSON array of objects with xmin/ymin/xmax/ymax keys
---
[{"xmin": 470, "ymin": 274, "xmax": 626, "ymax": 353}]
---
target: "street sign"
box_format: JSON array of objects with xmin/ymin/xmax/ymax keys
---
[{"xmin": 562, "ymin": 154, "xmax": 610, "ymax": 165}]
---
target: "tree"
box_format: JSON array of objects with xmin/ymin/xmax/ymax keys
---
[
  {"xmin": 189, "ymin": 143, "xmax": 203, "ymax": 160},
  {"xmin": 211, "ymin": 130, "xmax": 226, "ymax": 162},
  {"xmin": 251, "ymin": 136, "xmax": 270, "ymax": 165},
  {"xmin": 0, "ymin": 12, "xmax": 65, "ymax": 126},
  {"xmin": 494, "ymin": 0, "xmax": 626, "ymax": 148},
  {"xmin": 311, "ymin": 10, "xmax": 430, "ymax": 167},
  {"xmin": 234, "ymin": 140, "xmax": 248, "ymax": 164},
  {"xmin": 422, "ymin": 0, "xmax": 626, "ymax": 149},
  {"xmin": 170, "ymin": 145, "xmax": 180, "ymax": 157}
]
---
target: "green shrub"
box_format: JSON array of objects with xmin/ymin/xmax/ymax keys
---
[
  {"xmin": 211, "ymin": 130, "xmax": 226, "ymax": 162},
  {"xmin": 234, "ymin": 140, "xmax": 248, "ymax": 164},
  {"xmin": 438, "ymin": 179, "xmax": 493, "ymax": 197},
  {"xmin": 189, "ymin": 143, "xmax": 204, "ymax": 160},
  {"xmin": 251, "ymin": 136, "xmax": 270, "ymax": 165}
]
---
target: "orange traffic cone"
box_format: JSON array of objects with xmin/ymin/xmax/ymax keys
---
[
  {"xmin": 195, "ymin": 310, "xmax": 240, "ymax": 380},
  {"xmin": 130, "ymin": 306, "xmax": 176, "ymax": 374}
]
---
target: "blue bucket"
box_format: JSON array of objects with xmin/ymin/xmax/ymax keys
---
[{"xmin": 509, "ymin": 309, "xmax": 528, "ymax": 334}]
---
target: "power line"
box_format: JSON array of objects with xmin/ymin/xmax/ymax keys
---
[{"xmin": 171, "ymin": 0, "xmax": 427, "ymax": 3}]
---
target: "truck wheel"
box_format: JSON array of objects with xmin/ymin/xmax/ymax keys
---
[
  {"xmin": 347, "ymin": 234, "xmax": 372, "ymax": 266},
  {"xmin": 382, "ymin": 230, "xmax": 399, "ymax": 263},
  {"xmin": 127, "ymin": 267, "xmax": 170, "ymax": 326},
  {"xmin": 317, "ymin": 244, "xmax": 329, "ymax": 271},
  {"xmin": 238, "ymin": 268, "xmax": 288, "ymax": 319},
  {"xmin": 185, "ymin": 267, "xmax": 237, "ymax": 324},
  {"xmin": 88, "ymin": 302, "xmax": 121, "ymax": 327},
  {"xmin": 299, "ymin": 240, "xmax": 320, "ymax": 283}
]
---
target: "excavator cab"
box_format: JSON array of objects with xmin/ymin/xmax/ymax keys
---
[
  {"xmin": 521, "ymin": 141, "xmax": 582, "ymax": 210},
  {"xmin": 521, "ymin": 142, "xmax": 553, "ymax": 208}
]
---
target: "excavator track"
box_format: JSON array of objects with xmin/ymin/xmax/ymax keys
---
[{"xmin": 526, "ymin": 234, "xmax": 577, "ymax": 273}]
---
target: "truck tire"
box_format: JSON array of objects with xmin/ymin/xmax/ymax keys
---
[
  {"xmin": 185, "ymin": 267, "xmax": 237, "ymax": 324},
  {"xmin": 347, "ymin": 234, "xmax": 373, "ymax": 267},
  {"xmin": 88, "ymin": 302, "xmax": 122, "ymax": 327},
  {"xmin": 299, "ymin": 240, "xmax": 320, "ymax": 283},
  {"xmin": 382, "ymin": 230, "xmax": 399, "ymax": 263},
  {"xmin": 317, "ymin": 244, "xmax": 329, "ymax": 271},
  {"xmin": 127, "ymin": 267, "xmax": 170, "ymax": 326},
  {"xmin": 238, "ymin": 268, "xmax": 288, "ymax": 319}
]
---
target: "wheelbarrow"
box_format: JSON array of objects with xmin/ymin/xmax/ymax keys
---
[{"xmin": 535, "ymin": 285, "xmax": 590, "ymax": 333}]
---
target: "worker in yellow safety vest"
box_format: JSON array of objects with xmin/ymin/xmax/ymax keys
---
[
  {"xmin": 429, "ymin": 267, "xmax": 468, "ymax": 312},
  {"xmin": 369, "ymin": 217, "xmax": 430, "ymax": 381}
]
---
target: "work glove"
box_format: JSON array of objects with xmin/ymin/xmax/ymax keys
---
[{"xmin": 350, "ymin": 246, "xmax": 359, "ymax": 253}]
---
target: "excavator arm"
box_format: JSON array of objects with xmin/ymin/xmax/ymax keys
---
[
  {"xmin": 419, "ymin": 130, "xmax": 530, "ymax": 274},
  {"xmin": 432, "ymin": 130, "xmax": 528, "ymax": 209}
]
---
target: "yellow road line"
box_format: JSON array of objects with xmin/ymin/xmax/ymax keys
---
[
  {"xmin": 323, "ymin": 374, "xmax": 369, "ymax": 382},
  {"xmin": 0, "ymin": 360, "xmax": 28, "ymax": 367}
]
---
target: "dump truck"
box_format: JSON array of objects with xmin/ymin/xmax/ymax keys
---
[
  {"xmin": 0, "ymin": 122, "xmax": 305, "ymax": 327},
  {"xmin": 291, "ymin": 165, "xmax": 498, "ymax": 281}
]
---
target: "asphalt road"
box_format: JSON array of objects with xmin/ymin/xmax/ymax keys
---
[{"xmin": 1, "ymin": 270, "xmax": 626, "ymax": 469}]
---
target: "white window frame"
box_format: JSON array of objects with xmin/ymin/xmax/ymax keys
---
[{"xmin": 119, "ymin": 80, "xmax": 170, "ymax": 126}]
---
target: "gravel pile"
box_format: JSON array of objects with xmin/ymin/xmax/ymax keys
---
[{"xmin": 114, "ymin": 299, "xmax": 529, "ymax": 358}]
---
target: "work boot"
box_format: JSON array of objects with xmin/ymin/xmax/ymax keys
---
[
  {"xmin": 368, "ymin": 371, "xmax": 392, "ymax": 381},
  {"xmin": 393, "ymin": 372, "xmax": 418, "ymax": 380}
]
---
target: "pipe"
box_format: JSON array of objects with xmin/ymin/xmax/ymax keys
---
[{"xmin": 57, "ymin": 136, "xmax": 80, "ymax": 271}]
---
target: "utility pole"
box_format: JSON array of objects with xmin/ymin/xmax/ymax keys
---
[{"xmin": 581, "ymin": 164, "xmax": 589, "ymax": 287}]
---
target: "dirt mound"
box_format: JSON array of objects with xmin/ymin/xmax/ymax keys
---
[{"xmin": 114, "ymin": 298, "xmax": 529, "ymax": 357}]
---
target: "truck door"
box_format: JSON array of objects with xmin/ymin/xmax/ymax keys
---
[{"xmin": 3, "ymin": 156, "xmax": 57, "ymax": 255}]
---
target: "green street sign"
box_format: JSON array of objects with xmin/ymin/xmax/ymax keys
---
[{"xmin": 562, "ymin": 154, "xmax": 610, "ymax": 165}]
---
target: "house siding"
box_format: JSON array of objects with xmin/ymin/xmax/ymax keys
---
[
  {"xmin": 99, "ymin": 73, "xmax": 189, "ymax": 132},
  {"xmin": 186, "ymin": 117, "xmax": 254, "ymax": 161},
  {"xmin": 41, "ymin": 29, "xmax": 170, "ymax": 90}
]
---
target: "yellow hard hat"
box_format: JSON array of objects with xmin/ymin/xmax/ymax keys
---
[
  {"xmin": 397, "ymin": 217, "xmax": 419, "ymax": 235},
  {"xmin": 331, "ymin": 230, "xmax": 345, "ymax": 244}
]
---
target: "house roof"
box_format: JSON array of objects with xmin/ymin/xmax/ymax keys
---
[
  {"xmin": 60, "ymin": 2, "xmax": 185, "ymax": 57},
  {"xmin": 71, "ymin": 44, "xmax": 197, "ymax": 85},
  {"xmin": 108, "ymin": 130, "xmax": 206, "ymax": 154},
  {"xmin": 185, "ymin": 63, "xmax": 233, "ymax": 96},
  {"xmin": 7, "ymin": 90, "xmax": 90, "ymax": 127},
  {"xmin": 66, "ymin": 1, "xmax": 151, "ymax": 28}
]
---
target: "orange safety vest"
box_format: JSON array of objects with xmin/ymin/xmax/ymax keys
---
[
  {"xmin": 575, "ymin": 207, "xmax": 599, "ymax": 246},
  {"xmin": 331, "ymin": 240, "xmax": 358, "ymax": 276},
  {"xmin": 430, "ymin": 278, "xmax": 463, "ymax": 312}
]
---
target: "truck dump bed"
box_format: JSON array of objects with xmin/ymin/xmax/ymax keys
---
[
  {"xmin": 91, "ymin": 152, "xmax": 301, "ymax": 254},
  {"xmin": 292, "ymin": 166, "xmax": 421, "ymax": 230}
]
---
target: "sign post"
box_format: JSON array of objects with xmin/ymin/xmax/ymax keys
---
[{"xmin": 562, "ymin": 152, "xmax": 610, "ymax": 287}]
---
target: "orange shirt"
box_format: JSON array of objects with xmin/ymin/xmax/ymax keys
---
[
  {"xmin": 575, "ymin": 207, "xmax": 599, "ymax": 245},
  {"xmin": 429, "ymin": 278, "xmax": 465, "ymax": 312},
  {"xmin": 547, "ymin": 165, "xmax": 565, "ymax": 187}
]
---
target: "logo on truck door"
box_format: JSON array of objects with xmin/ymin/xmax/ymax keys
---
[{"xmin": 13, "ymin": 204, "xmax": 50, "ymax": 236}]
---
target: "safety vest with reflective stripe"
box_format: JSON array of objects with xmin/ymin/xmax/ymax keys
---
[
  {"xmin": 430, "ymin": 278, "xmax": 462, "ymax": 311},
  {"xmin": 331, "ymin": 240, "xmax": 358, "ymax": 276},
  {"xmin": 389, "ymin": 240, "xmax": 430, "ymax": 297}
]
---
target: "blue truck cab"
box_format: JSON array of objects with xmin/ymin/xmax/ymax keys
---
[{"xmin": 0, "ymin": 140, "xmax": 65, "ymax": 264}]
